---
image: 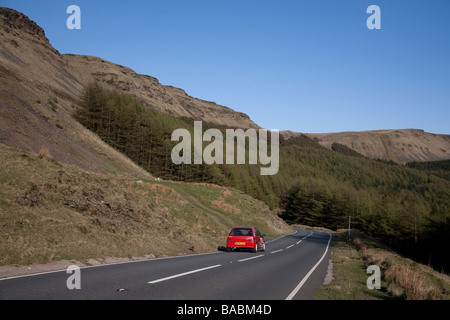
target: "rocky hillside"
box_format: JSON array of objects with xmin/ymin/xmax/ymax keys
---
[
  {"xmin": 0, "ymin": 7, "xmax": 258, "ymax": 174},
  {"xmin": 307, "ymin": 129, "xmax": 450, "ymax": 164},
  {"xmin": 66, "ymin": 54, "xmax": 259, "ymax": 129},
  {"xmin": 0, "ymin": 7, "xmax": 290, "ymax": 269}
]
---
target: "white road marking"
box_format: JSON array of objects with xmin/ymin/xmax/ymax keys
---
[
  {"xmin": 286, "ymin": 232, "xmax": 333, "ymax": 300},
  {"xmin": 266, "ymin": 230, "xmax": 297, "ymax": 243},
  {"xmin": 294, "ymin": 231, "xmax": 312, "ymax": 244},
  {"xmin": 148, "ymin": 264, "xmax": 222, "ymax": 284},
  {"xmin": 286, "ymin": 244, "xmax": 294, "ymax": 249},
  {"xmin": 237, "ymin": 255, "xmax": 265, "ymax": 262},
  {"xmin": 0, "ymin": 251, "xmax": 223, "ymax": 282},
  {"xmin": 303, "ymin": 231, "xmax": 313, "ymax": 239},
  {"xmin": 270, "ymin": 249, "xmax": 283, "ymax": 254}
]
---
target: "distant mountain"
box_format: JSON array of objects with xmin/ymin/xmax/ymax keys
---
[{"xmin": 307, "ymin": 129, "xmax": 450, "ymax": 164}]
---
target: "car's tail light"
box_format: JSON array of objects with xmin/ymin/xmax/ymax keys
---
[{"xmin": 248, "ymin": 238, "xmax": 254, "ymax": 242}]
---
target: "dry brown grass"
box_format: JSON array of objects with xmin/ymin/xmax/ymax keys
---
[
  {"xmin": 37, "ymin": 147, "xmax": 54, "ymax": 162},
  {"xmin": 211, "ymin": 188, "xmax": 241, "ymax": 214},
  {"xmin": 384, "ymin": 264, "xmax": 438, "ymax": 300},
  {"xmin": 352, "ymin": 236, "xmax": 450, "ymax": 300}
]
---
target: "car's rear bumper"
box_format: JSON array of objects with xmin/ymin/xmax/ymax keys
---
[{"xmin": 226, "ymin": 241, "xmax": 256, "ymax": 249}]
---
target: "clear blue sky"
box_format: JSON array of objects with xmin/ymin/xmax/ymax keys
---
[{"xmin": 2, "ymin": 0, "xmax": 449, "ymax": 134}]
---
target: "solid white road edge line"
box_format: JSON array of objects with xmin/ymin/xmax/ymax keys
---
[
  {"xmin": 148, "ymin": 264, "xmax": 222, "ymax": 284},
  {"xmin": 285, "ymin": 232, "xmax": 333, "ymax": 300}
]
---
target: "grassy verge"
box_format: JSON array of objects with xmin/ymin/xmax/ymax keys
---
[
  {"xmin": 314, "ymin": 230, "xmax": 391, "ymax": 300},
  {"xmin": 315, "ymin": 230, "xmax": 450, "ymax": 300}
]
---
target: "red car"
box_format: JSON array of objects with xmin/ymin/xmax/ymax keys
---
[{"xmin": 226, "ymin": 226, "xmax": 266, "ymax": 253}]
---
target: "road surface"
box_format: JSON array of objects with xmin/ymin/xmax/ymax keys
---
[{"xmin": 0, "ymin": 228, "xmax": 332, "ymax": 300}]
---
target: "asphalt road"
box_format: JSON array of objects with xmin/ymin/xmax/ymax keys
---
[{"xmin": 0, "ymin": 228, "xmax": 332, "ymax": 300}]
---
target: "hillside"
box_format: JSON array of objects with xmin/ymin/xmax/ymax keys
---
[
  {"xmin": 0, "ymin": 7, "xmax": 290, "ymax": 269},
  {"xmin": 307, "ymin": 129, "xmax": 450, "ymax": 164},
  {"xmin": 0, "ymin": 143, "xmax": 290, "ymax": 267},
  {"xmin": 0, "ymin": 7, "xmax": 258, "ymax": 175}
]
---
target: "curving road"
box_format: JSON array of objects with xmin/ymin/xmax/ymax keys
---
[{"xmin": 0, "ymin": 229, "xmax": 332, "ymax": 300}]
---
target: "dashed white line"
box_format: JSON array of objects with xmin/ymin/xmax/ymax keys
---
[
  {"xmin": 270, "ymin": 249, "xmax": 284, "ymax": 254},
  {"xmin": 148, "ymin": 230, "xmax": 316, "ymax": 286},
  {"xmin": 238, "ymin": 255, "xmax": 265, "ymax": 262},
  {"xmin": 303, "ymin": 231, "xmax": 313, "ymax": 239},
  {"xmin": 148, "ymin": 264, "xmax": 222, "ymax": 284},
  {"xmin": 266, "ymin": 230, "xmax": 297, "ymax": 243},
  {"xmin": 0, "ymin": 251, "xmax": 224, "ymax": 282}
]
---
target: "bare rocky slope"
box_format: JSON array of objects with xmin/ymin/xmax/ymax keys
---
[
  {"xmin": 307, "ymin": 129, "xmax": 450, "ymax": 164},
  {"xmin": 0, "ymin": 7, "xmax": 258, "ymax": 175}
]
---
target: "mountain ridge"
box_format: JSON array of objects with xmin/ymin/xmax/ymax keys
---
[{"xmin": 307, "ymin": 129, "xmax": 450, "ymax": 164}]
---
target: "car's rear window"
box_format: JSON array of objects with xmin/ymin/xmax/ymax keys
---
[{"xmin": 230, "ymin": 228, "xmax": 253, "ymax": 236}]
